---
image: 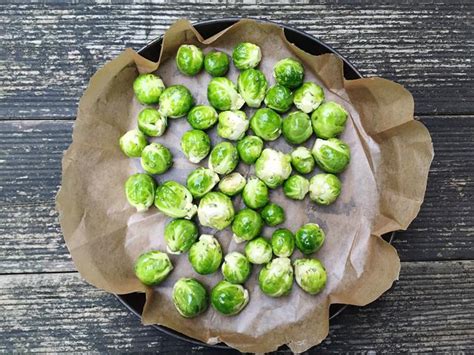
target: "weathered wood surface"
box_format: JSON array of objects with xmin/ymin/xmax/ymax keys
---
[
  {"xmin": 1, "ymin": 1, "xmax": 473, "ymax": 119},
  {"xmin": 1, "ymin": 261, "xmax": 472, "ymax": 353}
]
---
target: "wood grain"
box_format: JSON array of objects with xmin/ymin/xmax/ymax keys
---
[
  {"xmin": 1, "ymin": 261, "xmax": 472, "ymax": 353},
  {"xmin": 1, "ymin": 1, "xmax": 472, "ymax": 119}
]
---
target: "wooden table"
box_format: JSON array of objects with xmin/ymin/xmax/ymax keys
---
[{"xmin": 1, "ymin": 1, "xmax": 473, "ymax": 353}]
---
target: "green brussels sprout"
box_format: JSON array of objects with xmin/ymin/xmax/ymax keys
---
[
  {"xmin": 208, "ymin": 142, "xmax": 239, "ymax": 175},
  {"xmin": 221, "ymin": 252, "xmax": 252, "ymax": 284},
  {"xmin": 282, "ymin": 111, "xmax": 313, "ymax": 145},
  {"xmin": 250, "ymin": 108, "xmax": 282, "ymax": 141},
  {"xmin": 232, "ymin": 42, "xmax": 262, "ymax": 70},
  {"xmin": 283, "ymin": 175, "xmax": 309, "ymax": 200},
  {"xmin": 255, "ymin": 148, "xmax": 292, "ymax": 189},
  {"xmin": 124, "ymin": 173, "xmax": 156, "ymax": 212},
  {"xmin": 134, "ymin": 250, "xmax": 173, "ymax": 286},
  {"xmin": 232, "ymin": 208, "xmax": 263, "ymax": 243},
  {"xmin": 293, "ymin": 82, "xmax": 324, "ymax": 113},
  {"xmin": 295, "ymin": 223, "xmax": 325, "ymax": 254},
  {"xmin": 271, "ymin": 229, "xmax": 295, "ymax": 258},
  {"xmin": 290, "ymin": 147, "xmax": 315, "ymax": 174},
  {"xmin": 172, "ymin": 278, "xmax": 208, "ymax": 318},
  {"xmin": 242, "ymin": 177, "xmax": 269, "ymax": 209},
  {"xmin": 261, "ymin": 203, "xmax": 285, "ymax": 226},
  {"xmin": 176, "ymin": 44, "xmax": 204, "ymax": 76},
  {"xmin": 158, "ymin": 85, "xmax": 194, "ymax": 118},
  {"xmin": 309, "ymin": 173, "xmax": 342, "ymax": 205},
  {"xmin": 164, "ymin": 219, "xmax": 199, "ymax": 254},
  {"xmin": 197, "ymin": 192, "xmax": 235, "ymax": 230},
  {"xmin": 119, "ymin": 129, "xmax": 148, "ymax": 158},
  {"xmin": 186, "ymin": 167, "xmax": 220, "ymax": 199},
  {"xmin": 180, "ymin": 129, "xmax": 211, "ymax": 163},
  {"xmin": 137, "ymin": 108, "xmax": 167, "ymax": 137},
  {"xmin": 133, "ymin": 73, "xmax": 165, "ymax": 105},
  {"xmin": 217, "ymin": 110, "xmax": 249, "ymax": 141},
  {"xmin": 188, "ymin": 234, "xmax": 223, "ymax": 275},
  {"xmin": 311, "ymin": 101, "xmax": 348, "ymax": 139},
  {"xmin": 218, "ymin": 172, "xmax": 246, "ymax": 196},
  {"xmin": 236, "ymin": 135, "xmax": 263, "ymax": 164},
  {"xmin": 258, "ymin": 257, "xmax": 294, "ymax": 297},
  {"xmin": 140, "ymin": 143, "xmax": 173, "ymax": 175},
  {"xmin": 204, "ymin": 51, "xmax": 230, "ymax": 77},
  {"xmin": 294, "ymin": 258, "xmax": 327, "ymax": 295},
  {"xmin": 187, "ymin": 105, "xmax": 218, "ymax": 130},
  {"xmin": 264, "ymin": 84, "xmax": 293, "ymax": 113},
  {"xmin": 237, "ymin": 69, "xmax": 268, "ymax": 108},
  {"xmin": 312, "ymin": 138, "xmax": 351, "ymax": 173},
  {"xmin": 273, "ymin": 58, "xmax": 304, "ymax": 89},
  {"xmin": 245, "ymin": 237, "xmax": 272, "ymax": 265},
  {"xmin": 154, "ymin": 181, "xmax": 197, "ymax": 219},
  {"xmin": 211, "ymin": 280, "xmax": 249, "ymax": 316},
  {"xmin": 207, "ymin": 77, "xmax": 244, "ymax": 111}
]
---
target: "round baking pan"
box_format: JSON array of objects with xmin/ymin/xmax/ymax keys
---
[{"xmin": 115, "ymin": 18, "xmax": 391, "ymax": 349}]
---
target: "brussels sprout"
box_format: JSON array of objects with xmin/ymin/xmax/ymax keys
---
[
  {"xmin": 119, "ymin": 129, "xmax": 148, "ymax": 158},
  {"xmin": 180, "ymin": 129, "xmax": 211, "ymax": 163},
  {"xmin": 232, "ymin": 42, "xmax": 262, "ymax": 70},
  {"xmin": 311, "ymin": 101, "xmax": 348, "ymax": 139},
  {"xmin": 221, "ymin": 252, "xmax": 252, "ymax": 284},
  {"xmin": 211, "ymin": 280, "xmax": 249, "ymax": 316},
  {"xmin": 250, "ymin": 108, "xmax": 282, "ymax": 141},
  {"xmin": 188, "ymin": 234, "xmax": 223, "ymax": 275},
  {"xmin": 134, "ymin": 250, "xmax": 173, "ymax": 286},
  {"xmin": 295, "ymin": 223, "xmax": 325, "ymax": 254},
  {"xmin": 293, "ymin": 82, "xmax": 324, "ymax": 113},
  {"xmin": 261, "ymin": 203, "xmax": 285, "ymax": 226},
  {"xmin": 124, "ymin": 173, "xmax": 156, "ymax": 212},
  {"xmin": 294, "ymin": 258, "xmax": 327, "ymax": 295},
  {"xmin": 197, "ymin": 192, "xmax": 235, "ymax": 230},
  {"xmin": 282, "ymin": 111, "xmax": 313, "ymax": 145},
  {"xmin": 258, "ymin": 257, "xmax": 294, "ymax": 297},
  {"xmin": 290, "ymin": 147, "xmax": 315, "ymax": 174},
  {"xmin": 176, "ymin": 44, "xmax": 204, "ymax": 76},
  {"xmin": 159, "ymin": 85, "xmax": 194, "ymax": 118},
  {"xmin": 312, "ymin": 138, "xmax": 351, "ymax": 173},
  {"xmin": 140, "ymin": 143, "xmax": 173, "ymax": 175},
  {"xmin": 245, "ymin": 237, "xmax": 272, "ymax": 265},
  {"xmin": 255, "ymin": 148, "xmax": 292, "ymax": 189},
  {"xmin": 283, "ymin": 175, "xmax": 309, "ymax": 200},
  {"xmin": 137, "ymin": 108, "xmax": 167, "ymax": 137},
  {"xmin": 264, "ymin": 84, "xmax": 293, "ymax": 113},
  {"xmin": 186, "ymin": 167, "xmax": 220, "ymax": 199},
  {"xmin": 236, "ymin": 135, "xmax": 263, "ymax": 164},
  {"xmin": 207, "ymin": 77, "xmax": 244, "ymax": 111},
  {"xmin": 164, "ymin": 219, "xmax": 199, "ymax": 254},
  {"xmin": 217, "ymin": 110, "xmax": 249, "ymax": 141},
  {"xmin": 204, "ymin": 51, "xmax": 230, "ymax": 77},
  {"xmin": 218, "ymin": 172, "xmax": 246, "ymax": 196},
  {"xmin": 271, "ymin": 229, "xmax": 295, "ymax": 258},
  {"xmin": 155, "ymin": 181, "xmax": 197, "ymax": 219},
  {"xmin": 133, "ymin": 73, "xmax": 165, "ymax": 105},
  {"xmin": 273, "ymin": 58, "xmax": 304, "ymax": 89},
  {"xmin": 242, "ymin": 177, "xmax": 269, "ymax": 209},
  {"xmin": 208, "ymin": 142, "xmax": 239, "ymax": 175},
  {"xmin": 232, "ymin": 208, "xmax": 263, "ymax": 243},
  {"xmin": 172, "ymin": 278, "xmax": 208, "ymax": 318},
  {"xmin": 187, "ymin": 105, "xmax": 218, "ymax": 130},
  {"xmin": 309, "ymin": 173, "xmax": 342, "ymax": 205},
  {"xmin": 237, "ymin": 69, "xmax": 267, "ymax": 108}
]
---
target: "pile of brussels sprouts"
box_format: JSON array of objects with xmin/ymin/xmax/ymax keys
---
[{"xmin": 121, "ymin": 42, "xmax": 351, "ymax": 318}]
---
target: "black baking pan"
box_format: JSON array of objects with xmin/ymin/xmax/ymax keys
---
[{"xmin": 115, "ymin": 18, "xmax": 392, "ymax": 350}]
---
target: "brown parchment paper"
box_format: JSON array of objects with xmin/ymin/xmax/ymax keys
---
[{"xmin": 56, "ymin": 19, "xmax": 434, "ymax": 353}]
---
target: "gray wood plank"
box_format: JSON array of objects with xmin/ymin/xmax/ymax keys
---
[
  {"xmin": 0, "ymin": 261, "xmax": 472, "ymax": 353},
  {"xmin": 1, "ymin": 1, "xmax": 472, "ymax": 119}
]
